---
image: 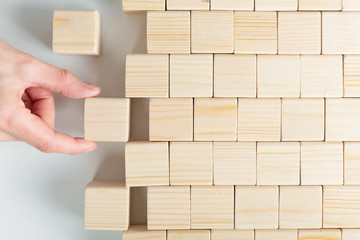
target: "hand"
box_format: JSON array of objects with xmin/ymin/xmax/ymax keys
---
[{"xmin": 0, "ymin": 38, "xmax": 101, "ymax": 154}]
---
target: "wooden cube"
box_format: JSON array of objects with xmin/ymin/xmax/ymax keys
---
[
  {"xmin": 191, "ymin": 186, "xmax": 234, "ymax": 229},
  {"xmin": 213, "ymin": 142, "xmax": 256, "ymax": 185},
  {"xmin": 300, "ymin": 55, "xmax": 343, "ymax": 97},
  {"xmin": 257, "ymin": 55, "xmax": 300, "ymax": 97},
  {"xmin": 344, "ymin": 142, "xmax": 360, "ymax": 185},
  {"xmin": 168, "ymin": 230, "xmax": 210, "ymax": 240},
  {"xmin": 257, "ymin": 142, "xmax": 300, "ymax": 185},
  {"xmin": 234, "ymin": 12, "xmax": 277, "ymax": 54},
  {"xmin": 324, "ymin": 186, "xmax": 360, "ymax": 228},
  {"xmin": 323, "ymin": 12, "xmax": 360, "ymax": 54},
  {"xmin": 125, "ymin": 54, "xmax": 168, "ymax": 98},
  {"xmin": 344, "ymin": 55, "xmax": 360, "ymax": 97},
  {"xmin": 212, "ymin": 0, "xmax": 254, "ymax": 10},
  {"xmin": 147, "ymin": 11, "xmax": 190, "ymax": 54},
  {"xmin": 326, "ymin": 99, "xmax": 360, "ymax": 141},
  {"xmin": 343, "ymin": 0, "xmax": 360, "ymax": 10},
  {"xmin": 255, "ymin": 230, "xmax": 297, "ymax": 240},
  {"xmin": 191, "ymin": 11, "xmax": 234, "ymax": 53},
  {"xmin": 194, "ymin": 98, "xmax": 237, "ymax": 141},
  {"xmin": 282, "ymin": 98, "xmax": 324, "ymax": 141},
  {"xmin": 299, "ymin": 0, "xmax": 341, "ymax": 10},
  {"xmin": 122, "ymin": 0, "xmax": 165, "ymax": 12},
  {"xmin": 298, "ymin": 230, "xmax": 341, "ymax": 240},
  {"xmin": 125, "ymin": 141, "xmax": 169, "ymax": 186},
  {"xmin": 301, "ymin": 142, "xmax": 343, "ymax": 185},
  {"xmin": 53, "ymin": 10, "xmax": 101, "ymax": 55},
  {"xmin": 278, "ymin": 12, "xmax": 321, "ymax": 54},
  {"xmin": 84, "ymin": 181, "xmax": 129, "ymax": 230},
  {"xmin": 167, "ymin": 0, "xmax": 209, "ymax": 10},
  {"xmin": 170, "ymin": 142, "xmax": 212, "ymax": 185},
  {"xmin": 342, "ymin": 229, "xmax": 360, "ymax": 240},
  {"xmin": 147, "ymin": 186, "xmax": 190, "ymax": 230},
  {"xmin": 123, "ymin": 225, "xmax": 166, "ymax": 240},
  {"xmin": 170, "ymin": 54, "xmax": 213, "ymax": 97},
  {"xmin": 84, "ymin": 98, "xmax": 130, "ymax": 142},
  {"xmin": 279, "ymin": 186, "xmax": 322, "ymax": 229},
  {"xmin": 235, "ymin": 186, "xmax": 278, "ymax": 229},
  {"xmin": 149, "ymin": 98, "xmax": 193, "ymax": 141},
  {"xmin": 255, "ymin": 0, "xmax": 297, "ymax": 10},
  {"xmin": 211, "ymin": 230, "xmax": 254, "ymax": 240}
]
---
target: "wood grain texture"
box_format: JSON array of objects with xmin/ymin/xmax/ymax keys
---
[
  {"xmin": 191, "ymin": 11, "xmax": 234, "ymax": 53},
  {"xmin": 167, "ymin": 0, "xmax": 209, "ymax": 10},
  {"xmin": 234, "ymin": 11, "xmax": 277, "ymax": 54},
  {"xmin": 344, "ymin": 55, "xmax": 360, "ymax": 97},
  {"xmin": 122, "ymin": 225, "xmax": 166, "ymax": 240},
  {"xmin": 211, "ymin": 230, "xmax": 254, "ymax": 240},
  {"xmin": 281, "ymin": 98, "xmax": 324, "ymax": 141},
  {"xmin": 147, "ymin": 186, "xmax": 190, "ymax": 230},
  {"xmin": 344, "ymin": 142, "xmax": 360, "ymax": 185},
  {"xmin": 147, "ymin": 11, "xmax": 190, "ymax": 54},
  {"xmin": 167, "ymin": 230, "xmax": 210, "ymax": 240},
  {"xmin": 211, "ymin": 0, "xmax": 254, "ymax": 10},
  {"xmin": 122, "ymin": 0, "xmax": 165, "ymax": 11},
  {"xmin": 235, "ymin": 186, "xmax": 279, "ymax": 229},
  {"xmin": 279, "ymin": 186, "xmax": 322, "ymax": 229},
  {"xmin": 342, "ymin": 229, "xmax": 360, "ymax": 240},
  {"xmin": 299, "ymin": 0, "xmax": 341, "ymax": 10},
  {"xmin": 170, "ymin": 142, "xmax": 212, "ymax": 185},
  {"xmin": 255, "ymin": 230, "xmax": 297, "ymax": 240},
  {"xmin": 53, "ymin": 10, "xmax": 101, "ymax": 55},
  {"xmin": 84, "ymin": 98, "xmax": 130, "ymax": 142},
  {"xmin": 191, "ymin": 186, "xmax": 234, "ymax": 229},
  {"xmin": 149, "ymin": 98, "xmax": 193, "ymax": 141},
  {"xmin": 255, "ymin": 0, "xmax": 297, "ymax": 10},
  {"xmin": 298, "ymin": 230, "xmax": 341, "ymax": 240},
  {"xmin": 257, "ymin": 55, "xmax": 300, "ymax": 97},
  {"xmin": 125, "ymin": 141, "xmax": 169, "ymax": 186},
  {"xmin": 238, "ymin": 98, "xmax": 281, "ymax": 141},
  {"xmin": 343, "ymin": 0, "xmax": 360, "ymax": 10},
  {"xmin": 84, "ymin": 181, "xmax": 129, "ymax": 230},
  {"xmin": 278, "ymin": 12, "xmax": 321, "ymax": 54},
  {"xmin": 170, "ymin": 54, "xmax": 213, "ymax": 97},
  {"xmin": 125, "ymin": 54, "xmax": 168, "ymax": 97}
]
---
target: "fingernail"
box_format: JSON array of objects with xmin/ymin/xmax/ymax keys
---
[
  {"xmin": 85, "ymin": 142, "xmax": 98, "ymax": 153},
  {"xmin": 83, "ymin": 82, "xmax": 100, "ymax": 91}
]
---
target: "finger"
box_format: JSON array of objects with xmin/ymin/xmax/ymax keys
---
[
  {"xmin": 0, "ymin": 131, "xmax": 18, "ymax": 142},
  {"xmin": 21, "ymin": 91, "xmax": 33, "ymax": 110}
]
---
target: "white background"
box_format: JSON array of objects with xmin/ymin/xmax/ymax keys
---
[{"xmin": 0, "ymin": 0, "xmax": 148, "ymax": 239}]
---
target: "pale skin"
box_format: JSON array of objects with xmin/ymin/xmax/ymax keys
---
[{"xmin": 0, "ymin": 38, "xmax": 101, "ymax": 154}]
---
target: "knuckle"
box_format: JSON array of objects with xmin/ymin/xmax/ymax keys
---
[{"xmin": 38, "ymin": 140, "xmax": 56, "ymax": 153}]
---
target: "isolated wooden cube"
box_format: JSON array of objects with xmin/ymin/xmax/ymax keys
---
[
  {"xmin": 238, "ymin": 98, "xmax": 281, "ymax": 141},
  {"xmin": 343, "ymin": 0, "xmax": 360, "ymax": 10},
  {"xmin": 191, "ymin": 186, "xmax": 234, "ymax": 229},
  {"xmin": 235, "ymin": 186, "xmax": 279, "ymax": 229},
  {"xmin": 344, "ymin": 142, "xmax": 360, "ymax": 185},
  {"xmin": 147, "ymin": 186, "xmax": 190, "ymax": 230},
  {"xmin": 257, "ymin": 142, "xmax": 300, "ymax": 185},
  {"xmin": 213, "ymin": 142, "xmax": 256, "ymax": 185},
  {"xmin": 342, "ymin": 229, "xmax": 360, "ymax": 240},
  {"xmin": 255, "ymin": 230, "xmax": 297, "ymax": 240},
  {"xmin": 122, "ymin": 0, "xmax": 165, "ymax": 12},
  {"xmin": 279, "ymin": 186, "xmax": 322, "ymax": 229},
  {"xmin": 234, "ymin": 12, "xmax": 277, "ymax": 54},
  {"xmin": 298, "ymin": 230, "xmax": 341, "ymax": 240},
  {"xmin": 147, "ymin": 11, "xmax": 190, "ymax": 54},
  {"xmin": 123, "ymin": 225, "xmax": 166, "ymax": 240},
  {"xmin": 168, "ymin": 230, "xmax": 210, "ymax": 240},
  {"xmin": 84, "ymin": 181, "xmax": 129, "ymax": 230},
  {"xmin": 170, "ymin": 142, "xmax": 212, "ymax": 185},
  {"xmin": 167, "ymin": 0, "xmax": 209, "ymax": 10},
  {"xmin": 255, "ymin": 0, "xmax": 297, "ymax": 10},
  {"xmin": 212, "ymin": 0, "xmax": 254, "ymax": 10},
  {"xmin": 299, "ymin": 0, "xmax": 341, "ymax": 10},
  {"xmin": 125, "ymin": 54, "xmax": 168, "ymax": 97},
  {"xmin": 191, "ymin": 11, "xmax": 234, "ymax": 53},
  {"xmin": 301, "ymin": 142, "xmax": 343, "ymax": 185},
  {"xmin": 282, "ymin": 98, "xmax": 324, "ymax": 141},
  {"xmin": 211, "ymin": 230, "xmax": 254, "ymax": 240},
  {"xmin": 257, "ymin": 55, "xmax": 300, "ymax": 97},
  {"xmin": 344, "ymin": 55, "xmax": 360, "ymax": 97},
  {"xmin": 170, "ymin": 54, "xmax": 213, "ymax": 97},
  {"xmin": 149, "ymin": 98, "xmax": 193, "ymax": 141},
  {"xmin": 278, "ymin": 12, "xmax": 321, "ymax": 54},
  {"xmin": 84, "ymin": 98, "xmax": 130, "ymax": 142},
  {"xmin": 53, "ymin": 10, "xmax": 101, "ymax": 55},
  {"xmin": 194, "ymin": 98, "xmax": 237, "ymax": 141},
  {"xmin": 125, "ymin": 141, "xmax": 169, "ymax": 186}
]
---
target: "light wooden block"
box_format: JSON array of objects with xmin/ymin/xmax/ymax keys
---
[
  {"xmin": 125, "ymin": 54, "xmax": 168, "ymax": 98},
  {"xmin": 191, "ymin": 186, "xmax": 234, "ymax": 229},
  {"xmin": 147, "ymin": 186, "xmax": 190, "ymax": 230},
  {"xmin": 235, "ymin": 186, "xmax": 278, "ymax": 229},
  {"xmin": 191, "ymin": 11, "xmax": 234, "ymax": 53},
  {"xmin": 298, "ymin": 230, "xmax": 341, "ymax": 240},
  {"xmin": 123, "ymin": 225, "xmax": 166, "ymax": 240},
  {"xmin": 167, "ymin": 0, "xmax": 209, "ymax": 10},
  {"xmin": 122, "ymin": 0, "xmax": 165, "ymax": 12},
  {"xmin": 194, "ymin": 98, "xmax": 237, "ymax": 141},
  {"xmin": 278, "ymin": 12, "xmax": 321, "ymax": 54},
  {"xmin": 255, "ymin": 0, "xmax": 297, "ymax": 11},
  {"xmin": 343, "ymin": 0, "xmax": 360, "ymax": 11},
  {"xmin": 213, "ymin": 142, "xmax": 256, "ymax": 185},
  {"xmin": 257, "ymin": 142, "xmax": 300, "ymax": 185},
  {"xmin": 301, "ymin": 142, "xmax": 343, "ymax": 185},
  {"xmin": 168, "ymin": 230, "xmax": 210, "ymax": 240},
  {"xmin": 149, "ymin": 98, "xmax": 193, "ymax": 141},
  {"xmin": 344, "ymin": 55, "xmax": 360, "ymax": 97},
  {"xmin": 326, "ymin": 98, "xmax": 360, "ymax": 141},
  {"xmin": 257, "ymin": 55, "xmax": 300, "ymax": 97},
  {"xmin": 344, "ymin": 142, "xmax": 360, "ymax": 185},
  {"xmin": 212, "ymin": 0, "xmax": 254, "ymax": 10},
  {"xmin": 84, "ymin": 181, "xmax": 129, "ymax": 230},
  {"xmin": 84, "ymin": 98, "xmax": 130, "ymax": 142},
  {"xmin": 255, "ymin": 230, "xmax": 297, "ymax": 240},
  {"xmin": 300, "ymin": 55, "xmax": 343, "ymax": 97},
  {"xmin": 234, "ymin": 11, "xmax": 277, "ymax": 54},
  {"xmin": 323, "ymin": 12, "xmax": 360, "ymax": 54},
  {"xmin": 170, "ymin": 54, "xmax": 213, "ymax": 97},
  {"xmin": 299, "ymin": 0, "xmax": 341, "ymax": 10},
  {"xmin": 279, "ymin": 186, "xmax": 322, "ymax": 229},
  {"xmin": 53, "ymin": 10, "xmax": 101, "ymax": 55},
  {"xmin": 147, "ymin": 11, "xmax": 190, "ymax": 54},
  {"xmin": 170, "ymin": 142, "xmax": 212, "ymax": 185},
  {"xmin": 282, "ymin": 98, "xmax": 324, "ymax": 141},
  {"xmin": 211, "ymin": 230, "xmax": 254, "ymax": 240},
  {"xmin": 125, "ymin": 141, "xmax": 169, "ymax": 186},
  {"xmin": 342, "ymin": 229, "xmax": 360, "ymax": 240},
  {"xmin": 324, "ymin": 186, "xmax": 360, "ymax": 228},
  {"xmin": 238, "ymin": 99, "xmax": 281, "ymax": 141}
]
